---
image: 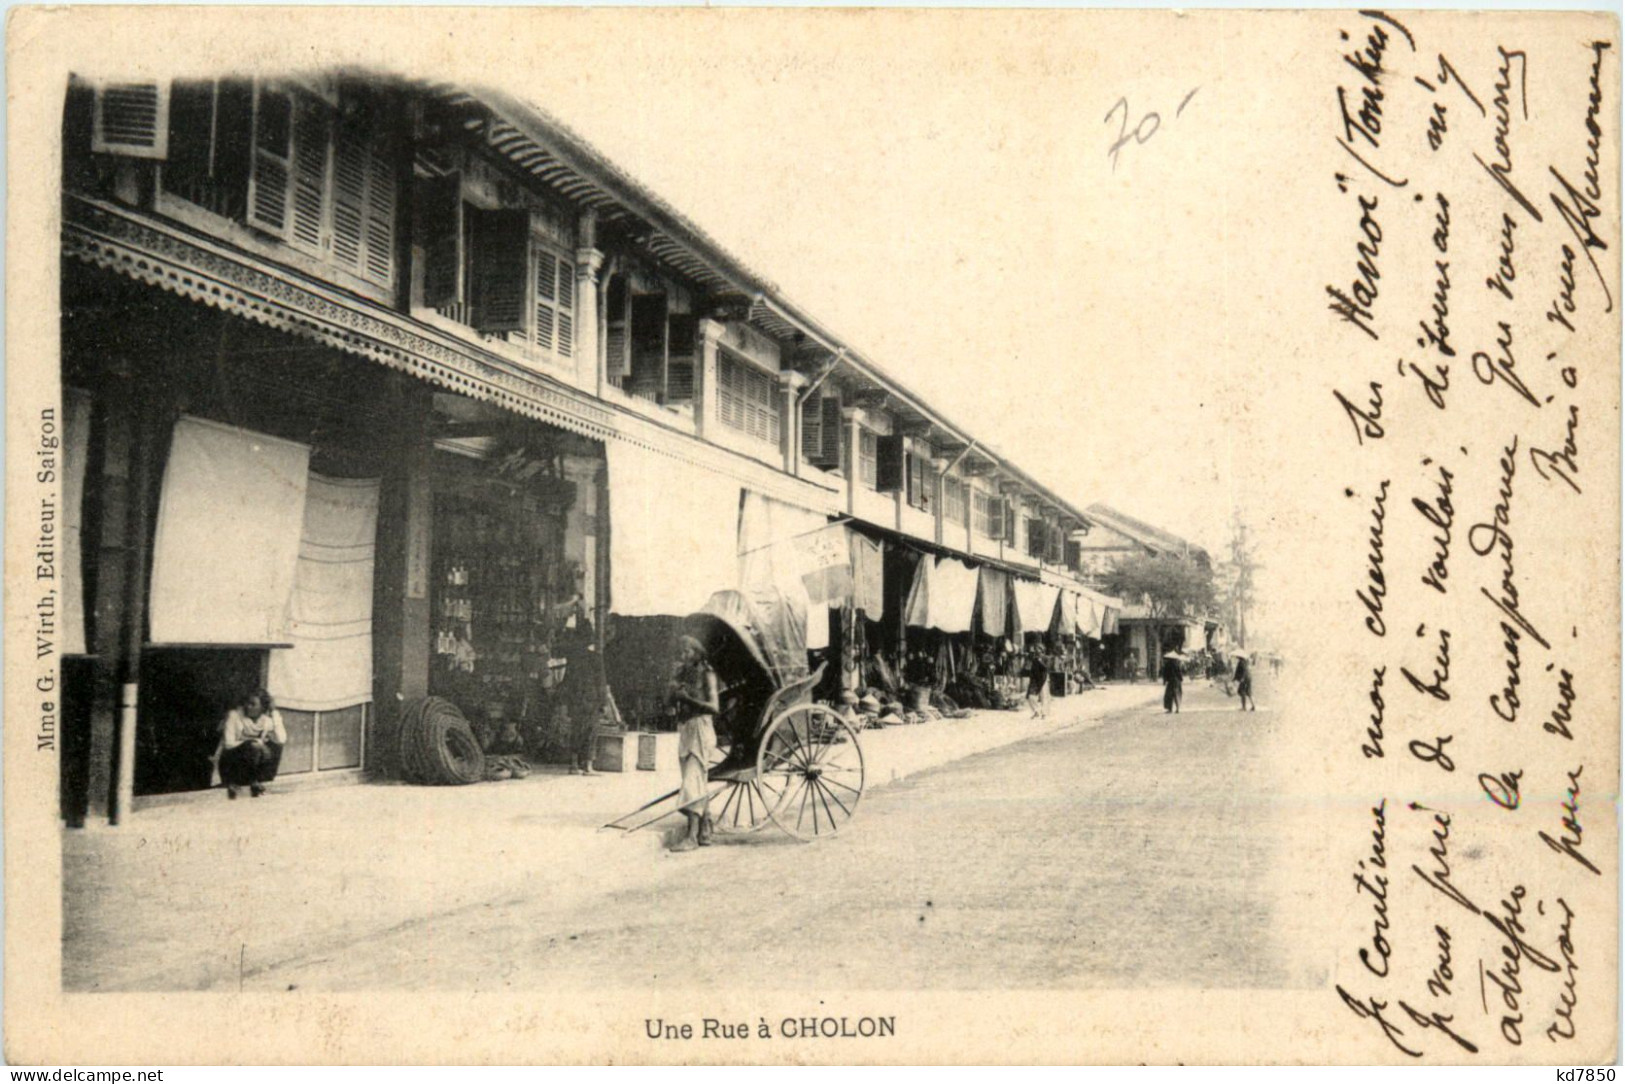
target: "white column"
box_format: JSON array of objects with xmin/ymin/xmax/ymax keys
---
[
  {"xmin": 694, "ymin": 319, "xmax": 723, "ymax": 441},
  {"xmin": 842, "ymin": 407, "xmax": 862, "ymax": 516},
  {"xmin": 777, "ymin": 370, "xmax": 808, "ymax": 476},
  {"xmin": 574, "ymin": 247, "xmax": 604, "ymax": 395}
]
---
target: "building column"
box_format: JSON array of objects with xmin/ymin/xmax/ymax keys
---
[
  {"xmin": 932, "ymin": 456, "xmax": 950, "ymax": 547},
  {"xmin": 84, "ymin": 386, "xmax": 133, "ymax": 824},
  {"xmin": 574, "ymin": 211, "xmax": 603, "ymax": 396},
  {"xmin": 370, "ymin": 379, "xmax": 434, "ymax": 778},
  {"xmin": 841, "ymin": 407, "xmax": 862, "ymax": 516},
  {"xmin": 777, "ymin": 369, "xmax": 807, "ymax": 476},
  {"xmin": 561, "ymin": 454, "xmax": 601, "ymax": 623},
  {"xmin": 694, "ymin": 319, "xmax": 723, "ymax": 441}
]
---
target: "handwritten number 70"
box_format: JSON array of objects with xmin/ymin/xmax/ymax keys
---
[{"xmin": 1105, "ymin": 88, "xmax": 1199, "ymax": 171}]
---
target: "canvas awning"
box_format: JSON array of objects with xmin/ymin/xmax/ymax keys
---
[
  {"xmin": 904, "ymin": 556, "xmax": 980, "ymax": 634},
  {"xmin": 607, "ymin": 440, "xmax": 741, "ymax": 617},
  {"xmin": 1012, "ymin": 579, "xmax": 1060, "ymax": 637}
]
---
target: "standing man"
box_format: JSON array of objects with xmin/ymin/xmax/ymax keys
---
[
  {"xmin": 559, "ymin": 617, "xmax": 606, "ymax": 776},
  {"xmin": 1160, "ymin": 651, "xmax": 1184, "ymax": 714},
  {"xmin": 1024, "ymin": 647, "xmax": 1051, "ymax": 719},
  {"xmin": 1233, "ymin": 651, "xmax": 1256, "ymax": 712},
  {"xmin": 668, "ymin": 635, "xmax": 719, "ymax": 852}
]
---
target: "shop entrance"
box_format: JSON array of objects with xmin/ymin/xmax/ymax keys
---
[{"xmin": 428, "ymin": 438, "xmax": 596, "ymax": 762}]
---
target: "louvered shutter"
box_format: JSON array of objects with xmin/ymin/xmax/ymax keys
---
[
  {"xmin": 331, "ymin": 118, "xmax": 396, "ymax": 287},
  {"xmin": 800, "ymin": 395, "xmax": 823, "ymax": 463},
  {"xmin": 246, "ymin": 85, "xmax": 295, "ymax": 238},
  {"xmin": 417, "ymin": 173, "xmax": 464, "ymax": 309},
  {"xmin": 987, "ymin": 495, "xmax": 1003, "ymax": 539},
  {"xmin": 533, "ymin": 250, "xmax": 576, "ymax": 359},
  {"xmin": 629, "ymin": 294, "xmax": 668, "ymax": 399},
  {"xmin": 165, "ymin": 81, "xmax": 216, "ymax": 180},
  {"xmin": 1004, "ymin": 501, "xmax": 1018, "ymax": 546},
  {"xmin": 287, "ymin": 95, "xmax": 331, "ymax": 256},
  {"xmin": 1065, "ymin": 539, "xmax": 1082, "ymax": 571},
  {"xmin": 556, "ymin": 255, "xmax": 575, "ymax": 358},
  {"xmin": 604, "ymin": 276, "xmax": 631, "ymax": 380},
  {"xmin": 667, "ymin": 314, "xmax": 697, "ymax": 402},
  {"xmin": 875, "ymin": 435, "xmax": 904, "ymax": 492},
  {"xmin": 472, "ymin": 209, "xmax": 531, "ymax": 334},
  {"xmin": 533, "ymin": 249, "xmax": 558, "ymax": 352},
  {"xmin": 718, "ymin": 355, "xmax": 744, "ymax": 429},
  {"xmin": 92, "ymin": 82, "xmax": 170, "ymax": 159},
  {"xmin": 819, "ymin": 398, "xmax": 843, "ymax": 468}
]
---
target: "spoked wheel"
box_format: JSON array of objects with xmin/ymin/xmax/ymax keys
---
[
  {"xmin": 707, "ymin": 777, "xmax": 780, "ymax": 835},
  {"xmin": 756, "ymin": 704, "xmax": 865, "ymax": 841}
]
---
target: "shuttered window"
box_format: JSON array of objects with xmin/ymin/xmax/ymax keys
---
[
  {"xmin": 92, "ymin": 81, "xmax": 171, "ymax": 159},
  {"xmin": 859, "ymin": 430, "xmax": 879, "ymax": 490},
  {"xmin": 718, "ymin": 352, "xmax": 780, "ymax": 446},
  {"xmin": 905, "ymin": 453, "xmax": 934, "ymax": 512},
  {"xmin": 943, "ymin": 477, "xmax": 969, "ymax": 527},
  {"xmin": 974, "ymin": 491, "xmax": 1002, "ymax": 538},
  {"xmin": 330, "ymin": 102, "xmax": 397, "ymax": 286},
  {"xmin": 800, "ymin": 395, "xmax": 842, "ymax": 470},
  {"xmin": 533, "ymin": 247, "xmax": 575, "ymax": 362},
  {"xmin": 236, "ymin": 82, "xmax": 396, "ymax": 289}
]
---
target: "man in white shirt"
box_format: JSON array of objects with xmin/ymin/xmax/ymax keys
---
[{"xmin": 216, "ymin": 688, "xmax": 287, "ymax": 799}]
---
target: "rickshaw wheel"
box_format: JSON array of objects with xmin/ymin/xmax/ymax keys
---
[
  {"xmin": 708, "ymin": 778, "xmax": 779, "ymax": 835},
  {"xmin": 757, "ymin": 704, "xmax": 865, "ymax": 842}
]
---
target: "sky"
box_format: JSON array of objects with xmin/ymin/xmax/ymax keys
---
[{"xmin": 503, "ymin": 11, "xmax": 1254, "ymax": 566}]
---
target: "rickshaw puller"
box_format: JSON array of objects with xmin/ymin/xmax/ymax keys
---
[{"xmin": 670, "ymin": 635, "xmax": 720, "ymax": 852}]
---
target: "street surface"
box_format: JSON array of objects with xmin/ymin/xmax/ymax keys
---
[{"xmin": 244, "ymin": 682, "xmax": 1303, "ymax": 991}]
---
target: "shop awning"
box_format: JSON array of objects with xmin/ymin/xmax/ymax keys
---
[
  {"xmin": 738, "ymin": 492, "xmax": 834, "ymax": 650},
  {"xmin": 606, "ymin": 440, "xmax": 741, "ymax": 617},
  {"xmin": 149, "ymin": 416, "xmax": 311, "ymax": 645},
  {"xmin": 903, "ymin": 556, "xmax": 979, "ymax": 634},
  {"xmin": 1012, "ymin": 578, "xmax": 1060, "ymax": 638},
  {"xmin": 977, "ymin": 567, "xmax": 1010, "ymax": 638},
  {"xmin": 848, "ymin": 530, "xmax": 885, "ymax": 618}
]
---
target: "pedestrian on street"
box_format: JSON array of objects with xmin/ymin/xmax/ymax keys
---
[
  {"xmin": 1024, "ymin": 648, "xmax": 1050, "ymax": 718},
  {"xmin": 1160, "ymin": 652, "xmax": 1184, "ymax": 714},
  {"xmin": 558, "ymin": 617, "xmax": 606, "ymax": 776},
  {"xmin": 668, "ymin": 635, "xmax": 719, "ymax": 852},
  {"xmin": 215, "ymin": 688, "xmax": 286, "ymax": 799},
  {"xmin": 1233, "ymin": 651, "xmax": 1256, "ymax": 712}
]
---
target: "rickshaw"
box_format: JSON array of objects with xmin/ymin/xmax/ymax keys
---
[{"xmin": 605, "ymin": 588, "xmax": 866, "ymax": 842}]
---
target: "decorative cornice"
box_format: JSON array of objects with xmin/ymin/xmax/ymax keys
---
[
  {"xmin": 64, "ymin": 195, "xmax": 843, "ymax": 517},
  {"xmin": 64, "ymin": 195, "xmax": 618, "ymax": 443}
]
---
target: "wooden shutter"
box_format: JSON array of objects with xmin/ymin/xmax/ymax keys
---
[
  {"xmin": 287, "ymin": 95, "xmax": 332, "ymax": 256},
  {"xmin": 800, "ymin": 395, "xmax": 823, "ymax": 464},
  {"xmin": 876, "ymin": 434, "xmax": 905, "ymax": 492},
  {"xmin": 1004, "ymin": 501, "xmax": 1018, "ymax": 546},
  {"xmin": 986, "ymin": 495, "xmax": 1003, "ymax": 539},
  {"xmin": 533, "ymin": 250, "xmax": 575, "ymax": 359},
  {"xmin": 92, "ymin": 82, "xmax": 170, "ymax": 159},
  {"xmin": 629, "ymin": 294, "xmax": 668, "ymax": 399},
  {"xmin": 246, "ymin": 85, "xmax": 295, "ymax": 238},
  {"xmin": 804, "ymin": 396, "xmax": 841, "ymax": 469},
  {"xmin": 556, "ymin": 255, "xmax": 575, "ymax": 358},
  {"xmin": 331, "ymin": 111, "xmax": 396, "ymax": 287},
  {"xmin": 416, "ymin": 173, "xmax": 463, "ymax": 309},
  {"xmin": 718, "ymin": 354, "xmax": 744, "ymax": 429},
  {"xmin": 472, "ymin": 209, "xmax": 531, "ymax": 334},
  {"xmin": 164, "ymin": 80, "xmax": 216, "ymax": 180},
  {"xmin": 667, "ymin": 314, "xmax": 697, "ymax": 403},
  {"xmin": 604, "ymin": 275, "xmax": 631, "ymax": 380}
]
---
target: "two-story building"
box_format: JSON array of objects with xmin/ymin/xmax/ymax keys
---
[{"xmin": 59, "ymin": 72, "xmax": 1121, "ymax": 825}]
